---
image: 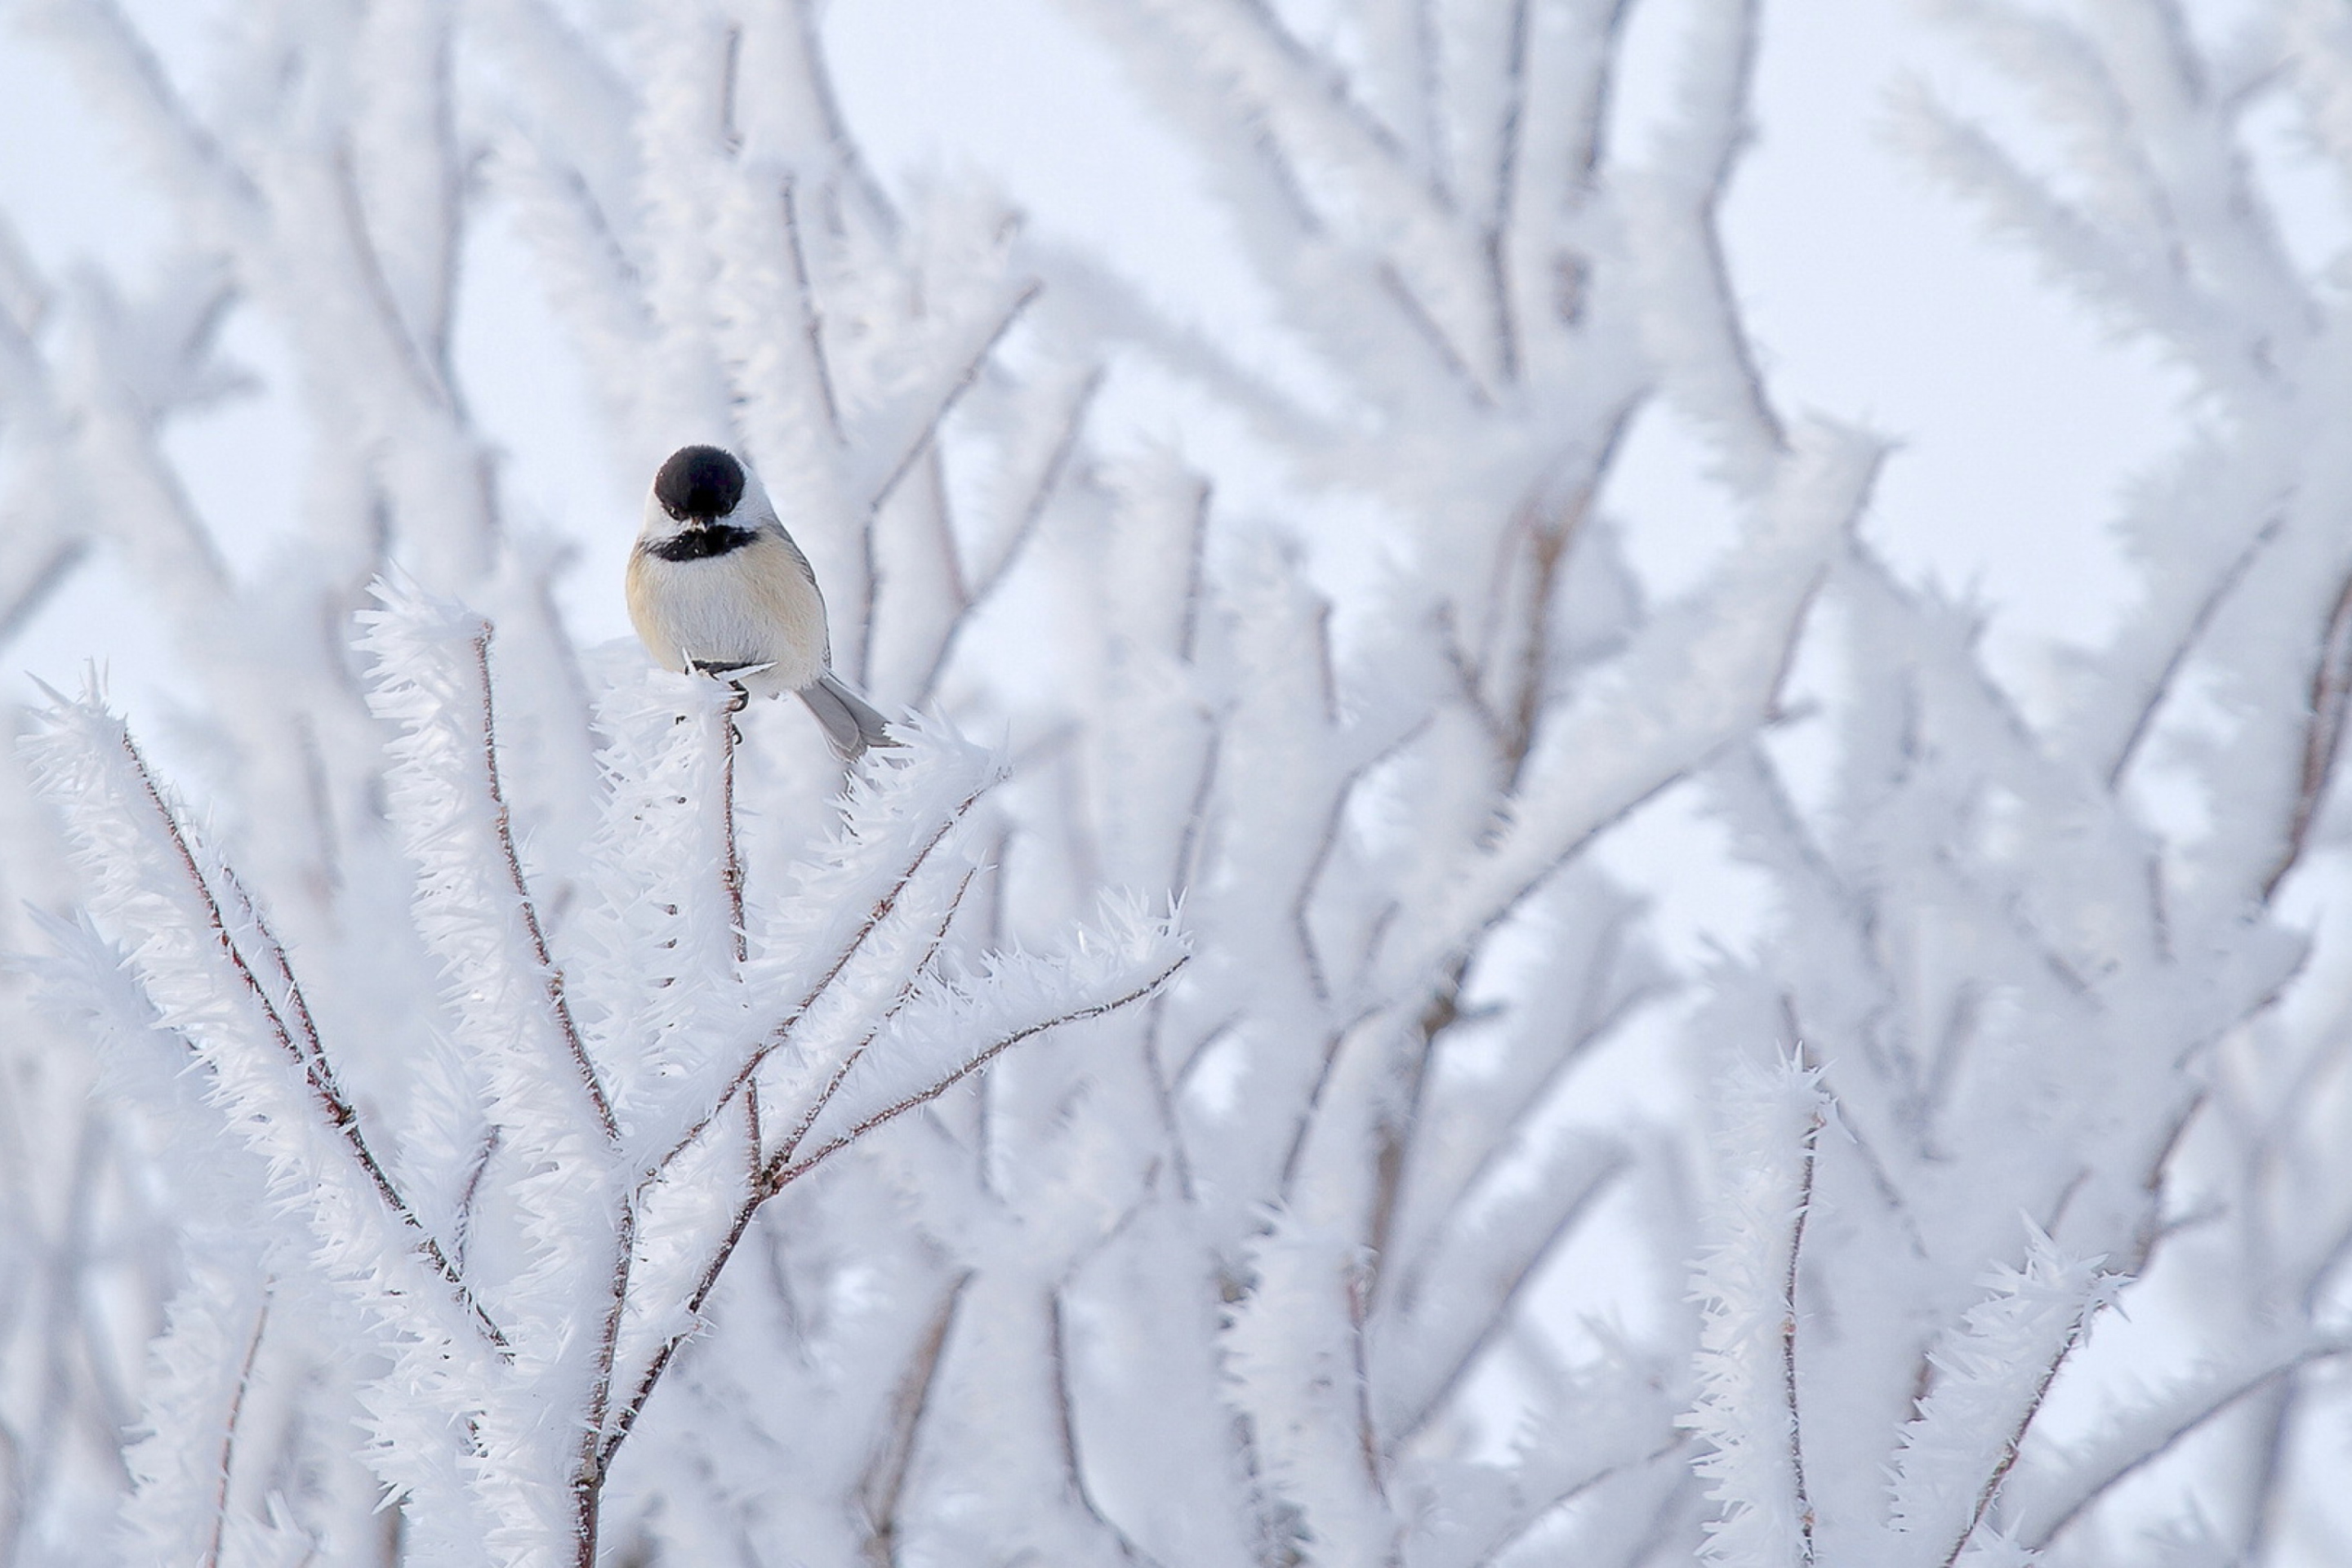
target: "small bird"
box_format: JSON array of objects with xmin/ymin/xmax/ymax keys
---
[{"xmin": 626, "ymin": 444, "xmax": 895, "ymax": 758}]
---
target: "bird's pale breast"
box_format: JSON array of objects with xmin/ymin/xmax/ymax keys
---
[{"xmin": 626, "ymin": 528, "xmax": 830, "ymax": 693}]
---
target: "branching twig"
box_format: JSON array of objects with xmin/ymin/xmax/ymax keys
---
[
  {"xmin": 768, "ymin": 866, "xmax": 977, "ymax": 1171},
  {"xmin": 2023, "ymin": 1339, "xmax": 2351, "ymax": 1548},
  {"xmin": 648, "ymin": 786, "xmax": 988, "ymax": 1180},
  {"xmin": 118, "ymin": 726, "xmax": 507, "ymax": 1352},
  {"xmin": 771, "ymin": 960, "xmax": 1187, "ymax": 1187},
  {"xmin": 602, "ymin": 957, "xmax": 1184, "ymax": 1475}
]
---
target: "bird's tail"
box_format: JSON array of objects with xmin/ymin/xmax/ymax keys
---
[{"xmin": 798, "ymin": 670, "xmax": 899, "ymax": 760}]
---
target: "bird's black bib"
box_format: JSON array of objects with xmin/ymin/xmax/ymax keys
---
[{"xmin": 645, "ymin": 524, "xmax": 760, "ymax": 562}]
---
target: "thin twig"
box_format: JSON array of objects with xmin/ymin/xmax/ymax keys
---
[
  {"xmin": 332, "ymin": 140, "xmax": 452, "ymax": 415},
  {"xmin": 719, "ymin": 23, "xmax": 744, "ymax": 154},
  {"xmin": 1939, "ymin": 1290, "xmax": 2101, "ymax": 1568},
  {"xmin": 2238, "ymin": 1376, "xmax": 2297, "ymax": 1565},
  {"xmin": 1484, "ymin": 0, "xmax": 1531, "ymax": 387},
  {"xmin": 2263, "ymin": 563, "xmax": 2352, "ymax": 901},
  {"xmin": 1170, "ymin": 1014, "xmax": 1240, "ymax": 1098},
  {"xmin": 1345, "ymin": 1253, "xmax": 1390, "ymax": 1516},
  {"xmin": 1365, "ymin": 953, "xmax": 1470, "ymax": 1298},
  {"xmin": 56, "ymin": 0, "xmax": 264, "ymax": 222},
  {"xmin": 1167, "ymin": 721, "xmax": 1223, "ymax": 904},
  {"xmin": 1468, "ymin": 1433, "xmax": 1690, "ymax": 1568},
  {"xmin": 864, "ymin": 282, "xmax": 1043, "ymax": 521},
  {"xmin": 859, "ymin": 1272, "xmax": 970, "ymax": 1565},
  {"xmin": 202, "ymin": 1289, "xmax": 270, "ymax": 1568},
  {"xmin": 1049, "ymin": 1289, "xmax": 1164, "ymax": 1566},
  {"xmin": 744, "ymin": 1083, "xmax": 764, "ymax": 1188},
  {"xmin": 1138, "ymin": 987, "xmax": 1198, "ymax": 1203},
  {"xmin": 718, "ymin": 692, "xmax": 747, "ymax": 964},
  {"xmin": 0, "ymin": 539, "xmax": 87, "ymax": 651},
  {"xmin": 785, "ymin": 0, "xmax": 898, "ymax": 231},
  {"xmin": 1387, "ymin": 1152, "xmax": 1628, "ymax": 1453},
  {"xmin": 472, "ymin": 632, "xmax": 618, "ymax": 1139},
  {"xmin": 1377, "ymin": 257, "xmax": 1494, "ymax": 410},
  {"xmin": 452, "ymin": 1126, "xmax": 501, "ymax": 1272},
  {"xmin": 1230, "ymin": 0, "xmax": 1424, "ymax": 179},
  {"xmin": 210, "ymin": 858, "xmax": 327, "ymax": 1069},
  {"xmin": 2104, "ymin": 510, "xmax": 2281, "ymax": 790},
  {"xmin": 779, "ymin": 176, "xmax": 845, "ymax": 446},
  {"xmin": 914, "ymin": 365, "xmax": 1103, "ymax": 703},
  {"xmin": 1177, "ymin": 478, "xmax": 1211, "ymax": 666},
  {"xmin": 2025, "ymin": 1339, "xmax": 2350, "ymax": 1548},
  {"xmin": 574, "ymin": 1200, "xmax": 637, "ymax": 1568},
  {"xmin": 421, "ymin": 12, "xmax": 463, "ymax": 376},
  {"xmin": 1786, "ymin": 1107, "xmax": 1822, "ymax": 1562}
]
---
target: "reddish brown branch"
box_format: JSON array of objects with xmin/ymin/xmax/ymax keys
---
[
  {"xmin": 573, "ymin": 1200, "xmax": 637, "ymax": 1568},
  {"xmin": 717, "ymin": 694, "xmax": 746, "ymax": 964}
]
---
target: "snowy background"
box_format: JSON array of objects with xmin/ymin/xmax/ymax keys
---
[
  {"xmin": 3, "ymin": 0, "xmax": 2350, "ymax": 1565},
  {"xmin": 0, "ymin": 0, "xmax": 2221, "ymax": 984},
  {"xmin": 0, "ymin": 0, "xmax": 2198, "ymax": 693}
]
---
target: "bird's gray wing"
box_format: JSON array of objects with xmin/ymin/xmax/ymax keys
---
[{"xmin": 764, "ymin": 523, "xmax": 832, "ymax": 666}]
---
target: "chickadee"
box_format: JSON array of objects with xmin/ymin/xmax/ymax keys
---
[{"xmin": 626, "ymin": 444, "xmax": 895, "ymax": 759}]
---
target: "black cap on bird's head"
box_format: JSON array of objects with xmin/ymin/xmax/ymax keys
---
[{"xmin": 654, "ymin": 445, "xmax": 747, "ymax": 522}]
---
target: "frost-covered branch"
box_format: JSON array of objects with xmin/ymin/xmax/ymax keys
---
[
  {"xmin": 1684, "ymin": 1057, "xmax": 1824, "ymax": 1567},
  {"xmin": 17, "ymin": 0, "xmax": 2352, "ymax": 1561}
]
